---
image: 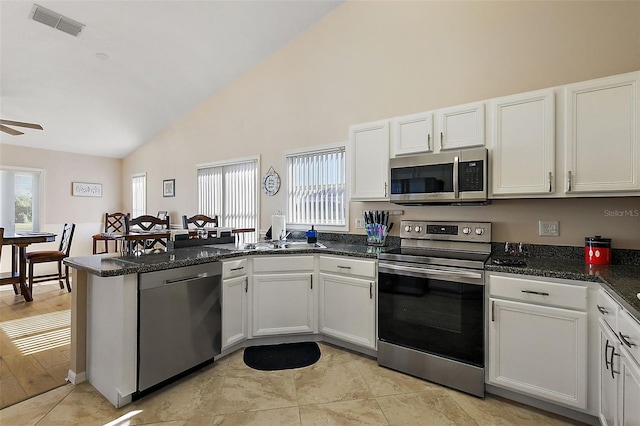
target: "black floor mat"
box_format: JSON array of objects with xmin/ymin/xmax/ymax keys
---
[{"xmin": 243, "ymin": 342, "xmax": 321, "ymax": 371}]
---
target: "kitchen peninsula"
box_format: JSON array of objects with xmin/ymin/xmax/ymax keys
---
[{"xmin": 64, "ymin": 240, "xmax": 640, "ymax": 423}]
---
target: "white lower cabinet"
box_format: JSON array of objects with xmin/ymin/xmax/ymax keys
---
[
  {"xmin": 222, "ymin": 258, "xmax": 249, "ymax": 349},
  {"xmin": 597, "ymin": 289, "xmax": 640, "ymax": 426},
  {"xmin": 252, "ymin": 256, "xmax": 315, "ymax": 337},
  {"xmin": 621, "ymin": 353, "xmax": 640, "ymax": 426},
  {"xmin": 600, "ymin": 320, "xmax": 620, "ymax": 426},
  {"xmin": 319, "ymin": 273, "xmax": 375, "ymax": 349},
  {"xmin": 487, "ymin": 274, "xmax": 588, "ymax": 409}
]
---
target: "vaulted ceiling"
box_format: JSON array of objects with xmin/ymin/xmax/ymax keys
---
[{"xmin": 0, "ymin": 1, "xmax": 343, "ymax": 158}]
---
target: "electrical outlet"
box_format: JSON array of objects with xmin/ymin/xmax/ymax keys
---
[
  {"xmin": 355, "ymin": 218, "xmax": 365, "ymax": 229},
  {"xmin": 538, "ymin": 220, "xmax": 559, "ymax": 237}
]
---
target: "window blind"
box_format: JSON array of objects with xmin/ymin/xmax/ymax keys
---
[
  {"xmin": 286, "ymin": 147, "xmax": 346, "ymax": 226},
  {"xmin": 197, "ymin": 159, "xmax": 258, "ymax": 231},
  {"xmin": 0, "ymin": 168, "xmax": 42, "ymax": 234},
  {"xmin": 132, "ymin": 174, "xmax": 146, "ymax": 217}
]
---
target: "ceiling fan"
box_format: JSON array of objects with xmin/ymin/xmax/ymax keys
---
[{"xmin": 0, "ymin": 119, "xmax": 43, "ymax": 136}]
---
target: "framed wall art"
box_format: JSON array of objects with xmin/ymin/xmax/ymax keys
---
[
  {"xmin": 72, "ymin": 182, "xmax": 102, "ymax": 197},
  {"xmin": 163, "ymin": 179, "xmax": 175, "ymax": 197}
]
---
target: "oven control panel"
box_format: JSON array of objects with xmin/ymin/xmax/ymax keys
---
[{"xmin": 400, "ymin": 220, "xmax": 491, "ymax": 243}]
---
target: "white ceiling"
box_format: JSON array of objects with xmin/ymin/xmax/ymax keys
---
[{"xmin": 0, "ymin": 0, "xmax": 343, "ymax": 158}]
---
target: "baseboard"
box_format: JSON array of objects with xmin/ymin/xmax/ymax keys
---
[{"xmin": 66, "ymin": 370, "xmax": 86, "ymax": 385}]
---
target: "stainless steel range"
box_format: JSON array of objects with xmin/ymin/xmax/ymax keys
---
[{"xmin": 377, "ymin": 220, "xmax": 491, "ymax": 397}]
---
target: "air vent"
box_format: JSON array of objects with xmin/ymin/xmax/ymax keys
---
[{"xmin": 30, "ymin": 4, "xmax": 84, "ymax": 37}]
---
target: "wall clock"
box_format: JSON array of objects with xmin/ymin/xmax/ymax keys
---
[{"xmin": 262, "ymin": 166, "xmax": 281, "ymax": 196}]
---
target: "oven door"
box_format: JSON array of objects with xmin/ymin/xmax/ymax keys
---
[{"xmin": 378, "ymin": 261, "xmax": 484, "ymax": 367}]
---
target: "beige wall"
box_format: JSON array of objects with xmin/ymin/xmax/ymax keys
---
[
  {"xmin": 0, "ymin": 144, "xmax": 122, "ymax": 272},
  {"xmin": 123, "ymin": 1, "xmax": 640, "ymax": 249}
]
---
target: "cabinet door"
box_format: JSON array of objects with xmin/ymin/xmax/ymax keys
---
[
  {"xmin": 600, "ymin": 322, "xmax": 620, "ymax": 426},
  {"xmin": 488, "ymin": 298, "xmax": 588, "ymax": 409},
  {"xmin": 621, "ymin": 353, "xmax": 640, "ymax": 426},
  {"xmin": 252, "ymin": 273, "xmax": 314, "ymax": 336},
  {"xmin": 489, "ymin": 89, "xmax": 555, "ymax": 196},
  {"xmin": 349, "ymin": 120, "xmax": 390, "ymax": 200},
  {"xmin": 391, "ymin": 111, "xmax": 434, "ymax": 157},
  {"xmin": 564, "ymin": 72, "xmax": 640, "ymax": 193},
  {"xmin": 222, "ymin": 275, "xmax": 248, "ymax": 349},
  {"xmin": 319, "ymin": 273, "xmax": 375, "ymax": 349},
  {"xmin": 436, "ymin": 102, "xmax": 485, "ymax": 151}
]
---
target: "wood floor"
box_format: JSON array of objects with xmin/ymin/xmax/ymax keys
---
[{"xmin": 0, "ymin": 280, "xmax": 71, "ymax": 409}]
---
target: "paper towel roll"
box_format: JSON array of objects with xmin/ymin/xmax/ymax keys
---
[{"xmin": 272, "ymin": 215, "xmax": 286, "ymax": 241}]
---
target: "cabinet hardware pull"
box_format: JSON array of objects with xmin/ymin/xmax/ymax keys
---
[
  {"xmin": 548, "ymin": 172, "xmax": 552, "ymax": 192},
  {"xmin": 521, "ymin": 290, "xmax": 550, "ymax": 296},
  {"xmin": 619, "ymin": 332, "xmax": 636, "ymax": 348},
  {"xmin": 245, "ymin": 278, "xmax": 248, "ymax": 293},
  {"xmin": 491, "ymin": 300, "xmax": 495, "ymax": 322},
  {"xmin": 597, "ymin": 305, "xmax": 608, "ymax": 315},
  {"xmin": 370, "ymin": 282, "xmax": 373, "ymax": 299},
  {"xmin": 337, "ymin": 265, "xmax": 351, "ymax": 270},
  {"xmin": 440, "ymin": 132, "xmax": 443, "ymax": 149},
  {"xmin": 427, "ymin": 134, "xmax": 431, "ymax": 151},
  {"xmin": 230, "ymin": 266, "xmax": 244, "ymax": 271},
  {"xmin": 310, "ymin": 276, "xmax": 313, "ymax": 290},
  {"xmin": 567, "ymin": 170, "xmax": 572, "ymax": 192},
  {"xmin": 604, "ymin": 339, "xmax": 612, "ymax": 370},
  {"xmin": 384, "ymin": 182, "xmax": 388, "ymax": 197},
  {"xmin": 611, "ymin": 347, "xmax": 620, "ymax": 379}
]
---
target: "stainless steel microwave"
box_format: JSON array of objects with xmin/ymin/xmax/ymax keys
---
[{"xmin": 389, "ymin": 147, "xmax": 488, "ymax": 205}]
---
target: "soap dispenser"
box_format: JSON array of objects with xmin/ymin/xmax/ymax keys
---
[{"xmin": 306, "ymin": 226, "xmax": 317, "ymax": 243}]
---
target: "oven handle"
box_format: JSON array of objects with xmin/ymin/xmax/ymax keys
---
[{"xmin": 378, "ymin": 262, "xmax": 483, "ymax": 283}]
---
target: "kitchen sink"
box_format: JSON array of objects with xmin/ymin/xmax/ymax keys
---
[{"xmin": 242, "ymin": 241, "xmax": 326, "ymax": 250}]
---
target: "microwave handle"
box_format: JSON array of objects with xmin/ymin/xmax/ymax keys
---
[{"xmin": 453, "ymin": 155, "xmax": 459, "ymax": 199}]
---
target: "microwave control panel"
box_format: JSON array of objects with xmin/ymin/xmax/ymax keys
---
[{"xmin": 458, "ymin": 160, "xmax": 484, "ymax": 192}]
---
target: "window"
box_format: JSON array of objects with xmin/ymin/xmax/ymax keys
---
[
  {"xmin": 0, "ymin": 168, "xmax": 42, "ymax": 234},
  {"xmin": 132, "ymin": 173, "xmax": 146, "ymax": 217},
  {"xmin": 286, "ymin": 145, "xmax": 346, "ymax": 228},
  {"xmin": 197, "ymin": 157, "xmax": 258, "ymax": 235}
]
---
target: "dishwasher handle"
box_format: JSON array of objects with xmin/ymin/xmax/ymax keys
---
[{"xmin": 164, "ymin": 274, "xmax": 208, "ymax": 286}]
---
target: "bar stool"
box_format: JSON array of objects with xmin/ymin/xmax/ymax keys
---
[{"xmin": 92, "ymin": 212, "xmax": 129, "ymax": 254}]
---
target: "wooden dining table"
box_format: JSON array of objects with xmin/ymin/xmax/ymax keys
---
[
  {"xmin": 2, "ymin": 232, "xmax": 57, "ymax": 302},
  {"xmin": 100, "ymin": 230, "xmax": 171, "ymax": 255}
]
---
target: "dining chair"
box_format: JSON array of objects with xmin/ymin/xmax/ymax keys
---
[
  {"xmin": 126, "ymin": 214, "xmax": 170, "ymax": 252},
  {"xmin": 182, "ymin": 214, "xmax": 219, "ymax": 230},
  {"xmin": 92, "ymin": 212, "xmax": 130, "ymax": 254},
  {"xmin": 25, "ymin": 223, "xmax": 75, "ymax": 293},
  {"xmin": 0, "ymin": 228, "xmax": 21, "ymax": 294}
]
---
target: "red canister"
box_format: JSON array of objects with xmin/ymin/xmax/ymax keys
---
[{"xmin": 585, "ymin": 236, "xmax": 611, "ymax": 265}]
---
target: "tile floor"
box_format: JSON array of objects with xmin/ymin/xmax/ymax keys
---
[
  {"xmin": 0, "ymin": 281, "xmax": 71, "ymax": 409},
  {"xmin": 0, "ymin": 340, "xmax": 587, "ymax": 425}
]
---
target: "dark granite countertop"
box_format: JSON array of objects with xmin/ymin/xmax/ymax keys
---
[
  {"xmin": 66, "ymin": 239, "xmax": 639, "ymax": 322},
  {"xmin": 64, "ymin": 240, "xmax": 398, "ymax": 277},
  {"xmin": 486, "ymin": 256, "xmax": 640, "ymax": 321}
]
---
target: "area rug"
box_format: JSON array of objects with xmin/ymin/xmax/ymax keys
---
[{"xmin": 243, "ymin": 342, "xmax": 321, "ymax": 371}]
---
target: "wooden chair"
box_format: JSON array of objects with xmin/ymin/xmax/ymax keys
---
[
  {"xmin": 182, "ymin": 214, "xmax": 219, "ymax": 230},
  {"xmin": 0, "ymin": 228, "xmax": 21, "ymax": 294},
  {"xmin": 126, "ymin": 214, "xmax": 170, "ymax": 252},
  {"xmin": 92, "ymin": 212, "xmax": 130, "ymax": 254},
  {"xmin": 25, "ymin": 223, "xmax": 75, "ymax": 293}
]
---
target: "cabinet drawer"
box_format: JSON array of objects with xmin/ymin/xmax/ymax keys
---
[
  {"xmin": 319, "ymin": 256, "xmax": 376, "ymax": 278},
  {"xmin": 222, "ymin": 258, "xmax": 247, "ymax": 279},
  {"xmin": 619, "ymin": 310, "xmax": 640, "ymax": 366},
  {"xmin": 489, "ymin": 274, "xmax": 587, "ymax": 311},
  {"xmin": 253, "ymin": 255, "xmax": 314, "ymax": 273},
  {"xmin": 597, "ymin": 289, "xmax": 620, "ymax": 330}
]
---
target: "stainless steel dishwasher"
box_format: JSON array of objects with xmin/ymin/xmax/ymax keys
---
[{"xmin": 137, "ymin": 262, "xmax": 222, "ymax": 394}]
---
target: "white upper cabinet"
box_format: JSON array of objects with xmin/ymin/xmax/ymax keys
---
[
  {"xmin": 489, "ymin": 89, "xmax": 555, "ymax": 196},
  {"xmin": 564, "ymin": 71, "xmax": 640, "ymax": 193},
  {"xmin": 390, "ymin": 111, "xmax": 434, "ymax": 157},
  {"xmin": 436, "ymin": 101, "xmax": 485, "ymax": 151},
  {"xmin": 349, "ymin": 119, "xmax": 390, "ymax": 200}
]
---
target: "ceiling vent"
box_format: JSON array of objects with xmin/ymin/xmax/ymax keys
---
[{"xmin": 29, "ymin": 4, "xmax": 84, "ymax": 37}]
